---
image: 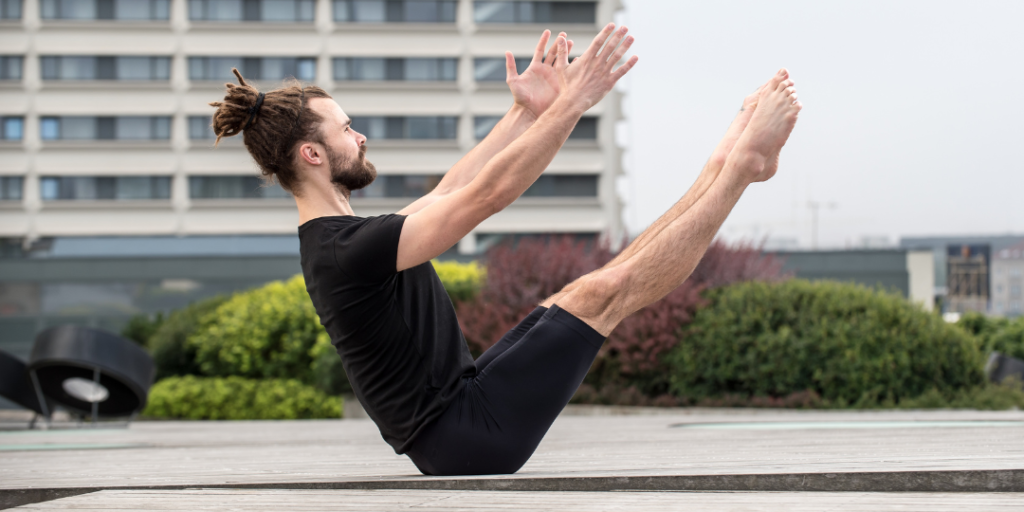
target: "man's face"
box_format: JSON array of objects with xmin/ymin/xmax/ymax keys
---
[{"xmin": 308, "ymin": 97, "xmax": 377, "ymax": 192}]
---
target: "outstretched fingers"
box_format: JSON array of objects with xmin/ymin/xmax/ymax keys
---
[
  {"xmin": 531, "ymin": 30, "xmax": 551, "ymax": 66},
  {"xmin": 554, "ymin": 35, "xmax": 570, "ymax": 71},
  {"xmin": 597, "ymin": 26, "xmax": 630, "ymax": 69},
  {"xmin": 543, "ymin": 32, "xmax": 566, "ymax": 65},
  {"xmin": 505, "ymin": 52, "xmax": 518, "ymax": 81},
  {"xmin": 612, "ymin": 55, "xmax": 639, "ymax": 80},
  {"xmin": 580, "ymin": 23, "xmax": 617, "ymax": 62},
  {"xmin": 605, "ymin": 33, "xmax": 635, "ymax": 71}
]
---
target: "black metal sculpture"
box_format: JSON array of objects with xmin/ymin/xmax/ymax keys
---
[{"xmin": 0, "ymin": 325, "xmax": 155, "ymax": 426}]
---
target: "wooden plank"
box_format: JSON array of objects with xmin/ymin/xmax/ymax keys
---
[{"xmin": 13, "ymin": 489, "xmax": 1024, "ymax": 512}]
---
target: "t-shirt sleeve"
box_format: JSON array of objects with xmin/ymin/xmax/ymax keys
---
[{"xmin": 333, "ymin": 214, "xmax": 407, "ymax": 283}]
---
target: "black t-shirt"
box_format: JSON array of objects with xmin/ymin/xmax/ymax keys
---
[{"xmin": 298, "ymin": 214, "xmax": 475, "ymax": 453}]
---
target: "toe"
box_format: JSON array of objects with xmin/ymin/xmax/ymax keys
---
[
  {"xmin": 767, "ymin": 68, "xmax": 788, "ymax": 91},
  {"xmin": 776, "ymin": 78, "xmax": 794, "ymax": 92}
]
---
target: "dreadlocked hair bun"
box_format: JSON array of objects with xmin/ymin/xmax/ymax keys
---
[{"xmin": 207, "ymin": 68, "xmax": 331, "ymax": 194}]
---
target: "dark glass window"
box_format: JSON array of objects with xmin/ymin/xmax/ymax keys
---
[
  {"xmin": 0, "ymin": 56, "xmax": 23, "ymax": 80},
  {"xmin": 0, "ymin": 176, "xmax": 23, "ymax": 200},
  {"xmin": 521, "ymin": 174, "xmax": 597, "ymax": 197},
  {"xmin": 350, "ymin": 116, "xmax": 457, "ymax": 140},
  {"xmin": 188, "ymin": 176, "xmax": 290, "ymax": 199},
  {"xmin": 333, "ymin": 57, "xmax": 457, "ymax": 81},
  {"xmin": 350, "ymin": 174, "xmax": 443, "ymax": 198},
  {"xmin": 39, "ymin": 176, "xmax": 171, "ymax": 200},
  {"xmin": 1, "ymin": 0, "xmax": 22, "ymax": 19},
  {"xmin": 188, "ymin": 116, "xmax": 216, "ymax": 139},
  {"xmin": 475, "ymin": 115, "xmax": 595, "ymax": 139},
  {"xmin": 40, "ymin": 56, "xmax": 170, "ymax": 80},
  {"xmin": 567, "ymin": 116, "xmax": 597, "ymax": 139},
  {"xmin": 189, "ymin": 0, "xmax": 314, "ymax": 22},
  {"xmin": 474, "ymin": 1, "xmax": 595, "ymax": 24},
  {"xmin": 40, "ymin": 0, "xmax": 170, "ymax": 20},
  {"xmin": 39, "ymin": 116, "xmax": 171, "ymax": 140},
  {"xmin": 1, "ymin": 117, "xmax": 23, "ymax": 140},
  {"xmin": 473, "ymin": 56, "xmax": 529, "ymax": 82},
  {"xmin": 189, "ymin": 56, "xmax": 316, "ymax": 81},
  {"xmin": 333, "ymin": 0, "xmax": 456, "ymax": 22}
]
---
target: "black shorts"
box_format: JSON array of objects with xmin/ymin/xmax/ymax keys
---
[{"xmin": 405, "ymin": 304, "xmax": 606, "ymax": 476}]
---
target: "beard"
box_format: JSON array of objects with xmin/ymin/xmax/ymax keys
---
[{"xmin": 327, "ymin": 144, "xmax": 377, "ymax": 195}]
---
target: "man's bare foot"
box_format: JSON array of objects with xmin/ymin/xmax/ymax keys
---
[
  {"xmin": 707, "ymin": 85, "xmax": 765, "ymax": 170},
  {"xmin": 729, "ymin": 68, "xmax": 801, "ymax": 183}
]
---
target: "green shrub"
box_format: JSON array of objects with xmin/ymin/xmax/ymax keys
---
[
  {"xmin": 143, "ymin": 375, "xmax": 341, "ymax": 420},
  {"xmin": 666, "ymin": 280, "xmax": 985, "ymax": 407},
  {"xmin": 432, "ymin": 259, "xmax": 485, "ymax": 303},
  {"xmin": 188, "ymin": 276, "xmax": 325, "ymax": 383},
  {"xmin": 986, "ymin": 316, "xmax": 1024, "ymax": 360},
  {"xmin": 150, "ymin": 296, "xmax": 228, "ymax": 381},
  {"xmin": 896, "ymin": 379, "xmax": 1024, "ymax": 410},
  {"xmin": 120, "ymin": 312, "xmax": 164, "ymax": 348}
]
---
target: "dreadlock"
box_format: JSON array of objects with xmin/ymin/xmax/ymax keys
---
[{"xmin": 208, "ymin": 68, "xmax": 331, "ymax": 194}]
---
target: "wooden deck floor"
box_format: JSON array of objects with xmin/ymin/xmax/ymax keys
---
[
  {"xmin": 2, "ymin": 408, "xmax": 1023, "ymax": 510},
  {"xmin": 14, "ymin": 489, "xmax": 1024, "ymax": 512}
]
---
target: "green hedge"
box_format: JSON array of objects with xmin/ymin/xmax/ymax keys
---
[
  {"xmin": 143, "ymin": 375, "xmax": 341, "ymax": 420},
  {"xmin": 187, "ymin": 276, "xmax": 326, "ymax": 382},
  {"xmin": 150, "ymin": 296, "xmax": 228, "ymax": 381},
  {"xmin": 666, "ymin": 280, "xmax": 985, "ymax": 407},
  {"xmin": 432, "ymin": 259, "xmax": 485, "ymax": 303}
]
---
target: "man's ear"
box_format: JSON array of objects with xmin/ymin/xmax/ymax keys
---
[{"xmin": 298, "ymin": 143, "xmax": 322, "ymax": 166}]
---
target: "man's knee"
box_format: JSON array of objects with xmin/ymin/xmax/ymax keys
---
[{"xmin": 552, "ymin": 265, "xmax": 631, "ymax": 332}]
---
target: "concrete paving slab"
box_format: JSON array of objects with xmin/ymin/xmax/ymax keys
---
[
  {"xmin": 1, "ymin": 408, "xmax": 1022, "ymax": 509},
  {"xmin": 12, "ymin": 489, "xmax": 1024, "ymax": 512}
]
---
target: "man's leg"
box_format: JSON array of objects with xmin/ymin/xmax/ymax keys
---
[
  {"xmin": 544, "ymin": 77, "xmax": 772, "ymax": 306},
  {"xmin": 545, "ymin": 69, "xmax": 801, "ymax": 336}
]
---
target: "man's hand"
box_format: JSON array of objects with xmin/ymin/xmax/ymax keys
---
[
  {"xmin": 555, "ymin": 23, "xmax": 637, "ymax": 113},
  {"xmin": 507, "ymin": 30, "xmax": 574, "ymax": 120}
]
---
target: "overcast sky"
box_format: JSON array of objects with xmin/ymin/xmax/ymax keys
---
[{"xmin": 616, "ymin": 0, "xmax": 1024, "ymax": 248}]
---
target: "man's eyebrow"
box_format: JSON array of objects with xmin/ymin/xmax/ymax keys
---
[{"xmin": 342, "ymin": 118, "xmax": 352, "ymax": 128}]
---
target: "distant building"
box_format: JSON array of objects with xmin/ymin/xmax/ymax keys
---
[
  {"xmin": 900, "ymin": 235, "xmax": 1024, "ymax": 314},
  {"xmin": 945, "ymin": 244, "xmax": 990, "ymax": 314},
  {"xmin": 772, "ymin": 249, "xmax": 935, "ymax": 311},
  {"xmin": 992, "ymin": 241, "xmax": 1024, "ymax": 317}
]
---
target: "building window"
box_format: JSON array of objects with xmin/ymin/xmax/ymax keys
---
[
  {"xmin": 41, "ymin": 0, "xmax": 170, "ymax": 20},
  {"xmin": 333, "ymin": 0, "xmax": 456, "ymax": 23},
  {"xmin": 474, "ymin": 115, "xmax": 595, "ymax": 139},
  {"xmin": 189, "ymin": 176, "xmax": 289, "ymax": 199},
  {"xmin": 473, "ymin": 57, "xmax": 529, "ymax": 82},
  {"xmin": 351, "ymin": 174, "xmax": 443, "ymax": 198},
  {"xmin": 351, "ymin": 116, "xmax": 457, "ymax": 140},
  {"xmin": 0, "ymin": 56, "xmax": 23, "ymax": 80},
  {"xmin": 40, "ymin": 176, "xmax": 171, "ymax": 200},
  {"xmin": 1, "ymin": 117, "xmax": 23, "ymax": 140},
  {"xmin": 1, "ymin": 0, "xmax": 23, "ymax": 19},
  {"xmin": 40, "ymin": 56, "xmax": 171, "ymax": 80},
  {"xmin": 0, "ymin": 176, "xmax": 23, "ymax": 200},
  {"xmin": 188, "ymin": 116, "xmax": 216, "ymax": 139},
  {"xmin": 333, "ymin": 57, "xmax": 457, "ymax": 82},
  {"xmin": 40, "ymin": 116, "xmax": 171, "ymax": 140},
  {"xmin": 521, "ymin": 174, "xmax": 597, "ymax": 197},
  {"xmin": 189, "ymin": 0, "xmax": 314, "ymax": 22},
  {"xmin": 189, "ymin": 56, "xmax": 316, "ymax": 81},
  {"xmin": 474, "ymin": 1, "xmax": 595, "ymax": 24}
]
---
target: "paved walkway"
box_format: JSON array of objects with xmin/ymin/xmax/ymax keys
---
[{"xmin": 1, "ymin": 408, "xmax": 1023, "ymax": 510}]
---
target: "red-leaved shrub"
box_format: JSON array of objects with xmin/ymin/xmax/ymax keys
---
[{"xmin": 456, "ymin": 235, "xmax": 788, "ymax": 400}]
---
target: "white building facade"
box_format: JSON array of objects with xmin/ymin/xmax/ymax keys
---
[
  {"xmin": 992, "ymin": 242, "xmax": 1024, "ymax": 318},
  {"xmin": 0, "ymin": 0, "xmax": 626, "ymax": 254}
]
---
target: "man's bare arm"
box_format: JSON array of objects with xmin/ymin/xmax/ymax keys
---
[
  {"xmin": 398, "ymin": 31, "xmax": 572, "ymax": 216},
  {"xmin": 396, "ymin": 25, "xmax": 638, "ymax": 271}
]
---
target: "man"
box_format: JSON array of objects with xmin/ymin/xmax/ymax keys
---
[{"xmin": 209, "ymin": 24, "xmax": 800, "ymax": 476}]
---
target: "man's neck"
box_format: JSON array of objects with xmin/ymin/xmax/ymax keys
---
[{"xmin": 295, "ymin": 178, "xmax": 356, "ymax": 225}]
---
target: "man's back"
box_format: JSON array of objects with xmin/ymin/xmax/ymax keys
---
[{"xmin": 298, "ymin": 214, "xmax": 475, "ymax": 453}]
